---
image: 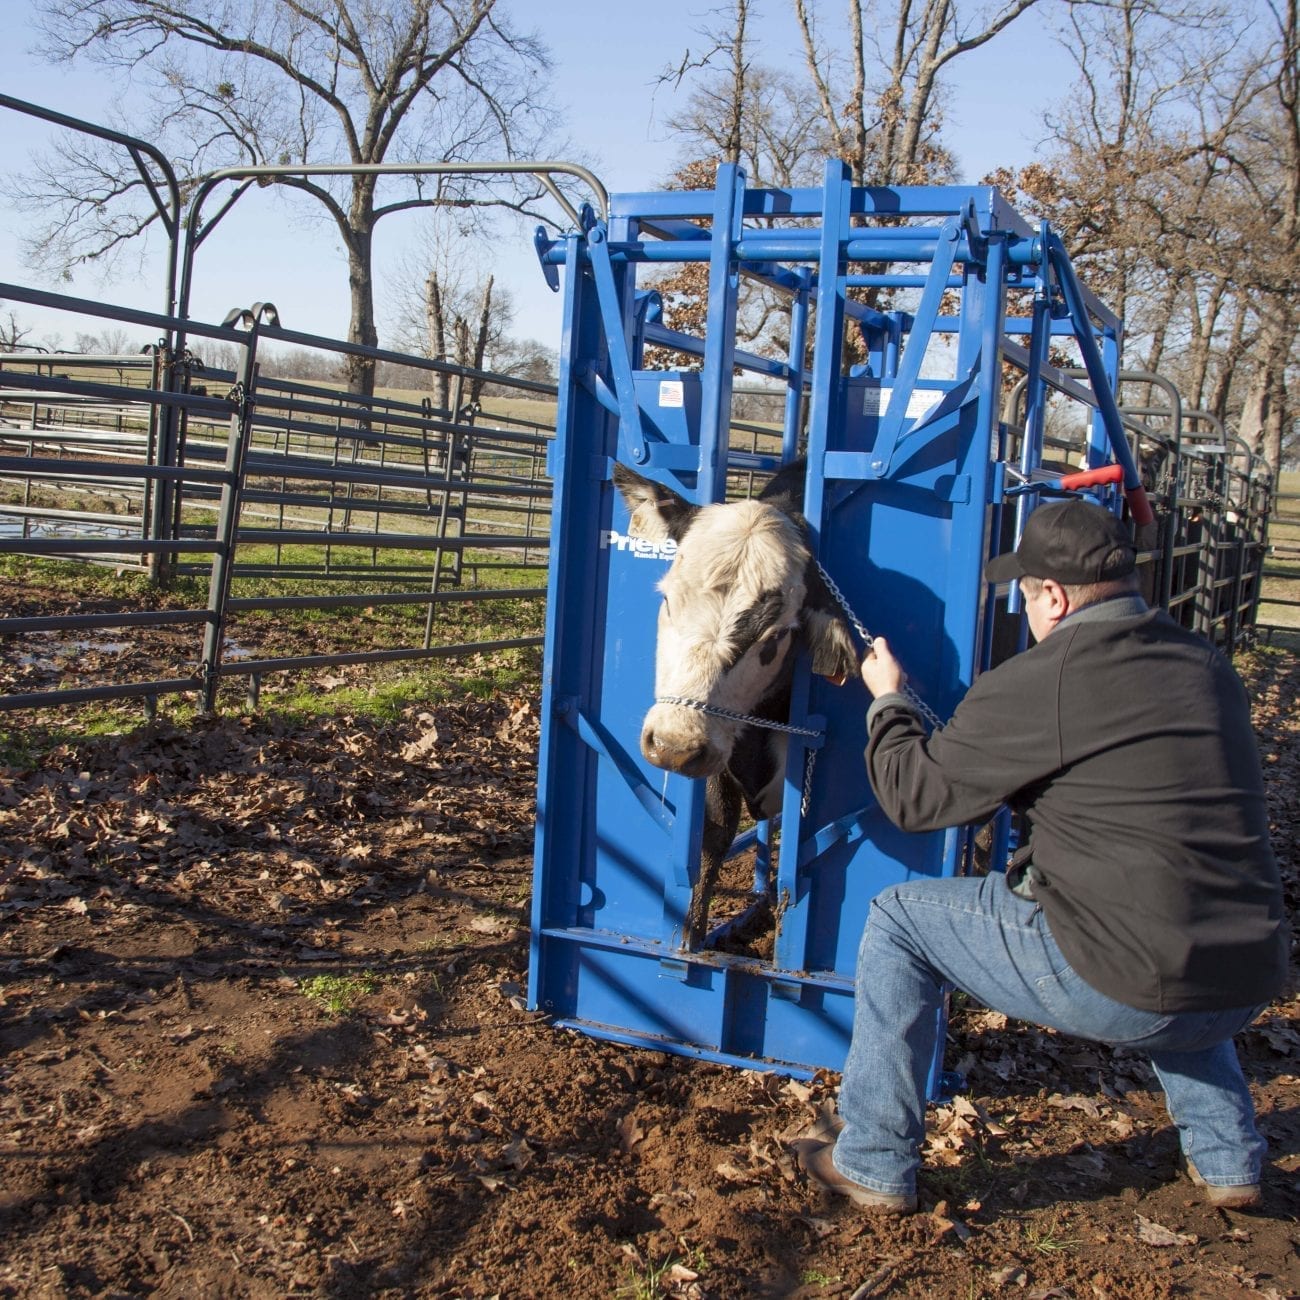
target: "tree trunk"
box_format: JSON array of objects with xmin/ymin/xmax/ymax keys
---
[
  {"xmin": 1237, "ymin": 309, "xmax": 1289, "ymax": 471},
  {"xmin": 1141, "ymin": 272, "xmax": 1182, "ymax": 376},
  {"xmin": 1185, "ymin": 277, "xmax": 1228, "ymax": 410},
  {"xmin": 725, "ymin": 0, "xmax": 749, "ymax": 165},
  {"xmin": 344, "ymin": 178, "xmax": 379, "ymax": 401},
  {"xmin": 1206, "ymin": 295, "xmax": 1248, "ymax": 425},
  {"xmin": 425, "ymin": 271, "xmax": 450, "ymax": 413},
  {"xmin": 468, "ymin": 275, "xmax": 494, "ymax": 404},
  {"xmin": 344, "ymin": 225, "xmax": 378, "ymax": 401},
  {"xmin": 896, "ymin": 0, "xmax": 952, "ymax": 183}
]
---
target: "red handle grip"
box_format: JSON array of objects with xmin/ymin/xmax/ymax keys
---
[
  {"xmin": 1058, "ymin": 464, "xmax": 1124, "ymax": 489},
  {"xmin": 1055, "ymin": 463, "xmax": 1155, "ymax": 526}
]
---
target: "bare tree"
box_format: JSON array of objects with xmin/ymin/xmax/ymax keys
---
[
  {"xmin": 0, "ymin": 307, "xmax": 33, "ymax": 353},
  {"xmin": 659, "ymin": 0, "xmax": 830, "ymax": 187},
  {"xmin": 659, "ymin": 0, "xmax": 754, "ymax": 167},
  {"xmin": 18, "ymin": 0, "xmax": 561, "ymax": 397},
  {"xmin": 425, "ymin": 268, "xmax": 500, "ymax": 405},
  {"xmin": 652, "ymin": 5, "xmax": 827, "ymax": 368},
  {"xmin": 1010, "ymin": 0, "xmax": 1298, "ymax": 470},
  {"xmin": 387, "ymin": 215, "xmax": 545, "ymax": 403},
  {"xmin": 1228, "ymin": 0, "xmax": 1299, "ymax": 470},
  {"xmin": 71, "ymin": 326, "xmax": 143, "ymax": 355},
  {"xmin": 793, "ymin": 0, "xmax": 1044, "ymax": 186}
]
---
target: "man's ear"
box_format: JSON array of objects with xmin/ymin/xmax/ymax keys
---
[
  {"xmin": 1041, "ymin": 578, "xmax": 1071, "ymax": 618},
  {"xmin": 612, "ymin": 464, "xmax": 698, "ymax": 542}
]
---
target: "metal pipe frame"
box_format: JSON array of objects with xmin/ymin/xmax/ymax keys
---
[
  {"xmin": 0, "ymin": 96, "xmax": 182, "ymax": 322},
  {"xmin": 0, "ymin": 298, "xmax": 555, "ymax": 717},
  {"xmin": 529, "ymin": 170, "xmax": 1091, "ymax": 1081},
  {"xmin": 178, "ymin": 160, "xmax": 609, "ymax": 326}
]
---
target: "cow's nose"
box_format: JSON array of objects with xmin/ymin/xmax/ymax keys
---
[{"xmin": 641, "ymin": 726, "xmax": 710, "ymax": 775}]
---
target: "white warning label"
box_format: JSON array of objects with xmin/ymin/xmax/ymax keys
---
[
  {"xmin": 658, "ymin": 380, "xmax": 685, "ymax": 408},
  {"xmin": 861, "ymin": 386, "xmax": 942, "ymax": 423}
]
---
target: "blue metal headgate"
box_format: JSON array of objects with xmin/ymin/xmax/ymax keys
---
[{"xmin": 527, "ymin": 163, "xmax": 1150, "ymax": 1079}]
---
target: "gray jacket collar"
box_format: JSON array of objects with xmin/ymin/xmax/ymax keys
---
[{"xmin": 1061, "ymin": 593, "xmax": 1149, "ymax": 625}]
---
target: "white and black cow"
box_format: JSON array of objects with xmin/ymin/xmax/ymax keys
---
[{"xmin": 612, "ymin": 460, "xmax": 859, "ymax": 948}]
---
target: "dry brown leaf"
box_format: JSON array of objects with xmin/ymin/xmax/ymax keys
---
[
  {"xmin": 782, "ymin": 1079, "xmax": 814, "ymax": 1104},
  {"xmin": 617, "ymin": 1113, "xmax": 644, "ymax": 1152},
  {"xmin": 1049, "ymin": 1093, "xmax": 1102, "ymax": 1118},
  {"xmin": 990, "ymin": 1264, "xmax": 1027, "ymax": 1287},
  {"xmin": 1133, "ymin": 1214, "xmax": 1198, "ymax": 1248},
  {"xmin": 501, "ymin": 1137, "xmax": 535, "ymax": 1170},
  {"xmin": 714, "ymin": 1161, "xmax": 756, "ymax": 1184},
  {"xmin": 401, "ymin": 720, "xmax": 441, "ymax": 763}
]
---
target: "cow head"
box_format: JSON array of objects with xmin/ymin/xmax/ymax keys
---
[{"xmin": 612, "ymin": 463, "xmax": 859, "ymax": 782}]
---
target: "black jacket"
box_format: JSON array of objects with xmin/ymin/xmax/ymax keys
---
[{"xmin": 866, "ymin": 596, "xmax": 1287, "ymax": 1013}]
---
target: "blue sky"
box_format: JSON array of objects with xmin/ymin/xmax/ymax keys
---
[{"xmin": 0, "ymin": 1, "xmax": 1079, "ymax": 354}]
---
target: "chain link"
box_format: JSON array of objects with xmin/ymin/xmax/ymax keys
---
[
  {"xmin": 652, "ymin": 560, "xmax": 947, "ymax": 821},
  {"xmin": 654, "ymin": 695, "xmax": 823, "ymax": 737},
  {"xmin": 815, "ymin": 559, "xmax": 947, "ymax": 731},
  {"xmin": 654, "ymin": 696, "xmax": 822, "ymax": 814},
  {"xmin": 802, "ymin": 747, "xmax": 817, "ymax": 818}
]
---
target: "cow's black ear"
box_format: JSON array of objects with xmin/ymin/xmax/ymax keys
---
[
  {"xmin": 802, "ymin": 560, "xmax": 860, "ymax": 681},
  {"xmin": 612, "ymin": 464, "xmax": 697, "ymax": 543},
  {"xmin": 757, "ymin": 458, "xmax": 807, "ymax": 513},
  {"xmin": 804, "ymin": 607, "xmax": 859, "ymax": 680}
]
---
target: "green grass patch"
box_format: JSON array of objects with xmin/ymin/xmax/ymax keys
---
[
  {"xmin": 256, "ymin": 649, "xmax": 539, "ymax": 723},
  {"xmin": 616, "ymin": 1243, "xmax": 707, "ymax": 1300},
  {"xmin": 799, "ymin": 1269, "xmax": 841, "ymax": 1286},
  {"xmin": 1022, "ymin": 1215, "xmax": 1082, "ymax": 1254},
  {"xmin": 0, "ymin": 553, "xmax": 166, "ymax": 602},
  {"xmin": 298, "ymin": 972, "xmax": 379, "ymax": 1016}
]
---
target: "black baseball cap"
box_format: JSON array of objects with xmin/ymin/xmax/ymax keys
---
[{"xmin": 985, "ymin": 498, "xmax": 1136, "ymax": 585}]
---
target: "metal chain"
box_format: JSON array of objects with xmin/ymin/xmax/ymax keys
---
[
  {"xmin": 653, "ymin": 559, "xmax": 947, "ymax": 821},
  {"xmin": 801, "ymin": 748, "xmax": 817, "ymax": 818},
  {"xmin": 653, "ymin": 695, "xmax": 823, "ymax": 737},
  {"xmin": 814, "ymin": 559, "xmax": 947, "ymax": 731},
  {"xmin": 653, "ymin": 694, "xmax": 822, "ymax": 815}
]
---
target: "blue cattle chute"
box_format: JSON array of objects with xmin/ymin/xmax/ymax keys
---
[{"xmin": 527, "ymin": 163, "xmax": 1144, "ymax": 1084}]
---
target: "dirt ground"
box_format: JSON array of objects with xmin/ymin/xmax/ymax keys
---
[{"xmin": 1, "ymin": 630, "xmax": 1298, "ymax": 1298}]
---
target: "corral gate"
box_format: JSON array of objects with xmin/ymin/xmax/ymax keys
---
[{"xmin": 528, "ymin": 163, "xmax": 1154, "ymax": 1080}]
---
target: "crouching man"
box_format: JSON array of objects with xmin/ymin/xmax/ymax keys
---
[{"xmin": 802, "ymin": 498, "xmax": 1288, "ymax": 1214}]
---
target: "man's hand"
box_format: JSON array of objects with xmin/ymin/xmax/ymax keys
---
[{"xmin": 861, "ymin": 636, "xmax": 906, "ymax": 699}]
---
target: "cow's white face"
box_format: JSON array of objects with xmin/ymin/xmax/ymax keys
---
[
  {"xmin": 645, "ymin": 499, "xmax": 809, "ymax": 778},
  {"xmin": 612, "ymin": 464, "xmax": 859, "ymax": 787}
]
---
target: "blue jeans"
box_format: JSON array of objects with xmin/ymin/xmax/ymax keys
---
[{"xmin": 834, "ymin": 873, "xmax": 1266, "ymax": 1197}]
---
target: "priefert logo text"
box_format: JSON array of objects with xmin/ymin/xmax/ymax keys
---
[{"xmin": 600, "ymin": 530, "xmax": 678, "ymax": 560}]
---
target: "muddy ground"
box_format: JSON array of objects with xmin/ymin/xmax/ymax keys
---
[{"xmin": 0, "ymin": 621, "xmax": 1298, "ymax": 1298}]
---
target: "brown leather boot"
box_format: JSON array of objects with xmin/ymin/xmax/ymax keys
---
[
  {"xmin": 791, "ymin": 1139, "xmax": 917, "ymax": 1215},
  {"xmin": 1185, "ymin": 1158, "xmax": 1262, "ymax": 1209}
]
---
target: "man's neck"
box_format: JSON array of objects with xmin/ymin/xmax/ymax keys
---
[{"xmin": 1061, "ymin": 592, "xmax": 1149, "ymax": 625}]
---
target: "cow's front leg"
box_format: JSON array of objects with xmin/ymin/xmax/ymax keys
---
[{"xmin": 685, "ymin": 772, "xmax": 743, "ymax": 949}]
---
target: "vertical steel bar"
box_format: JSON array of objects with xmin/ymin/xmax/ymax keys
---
[
  {"xmin": 1045, "ymin": 235, "xmax": 1153, "ymax": 526},
  {"xmin": 782, "ymin": 268, "xmax": 812, "ymax": 465},
  {"xmin": 773, "ymin": 159, "xmax": 852, "ymax": 981},
  {"xmin": 697, "ymin": 164, "xmax": 743, "ymax": 502},
  {"xmin": 198, "ymin": 329, "xmax": 260, "ymax": 712}
]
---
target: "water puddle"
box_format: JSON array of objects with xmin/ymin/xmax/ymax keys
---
[
  {"xmin": 0, "ymin": 514, "xmax": 138, "ymax": 541},
  {"xmin": 15, "ymin": 631, "xmax": 135, "ymax": 666}
]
